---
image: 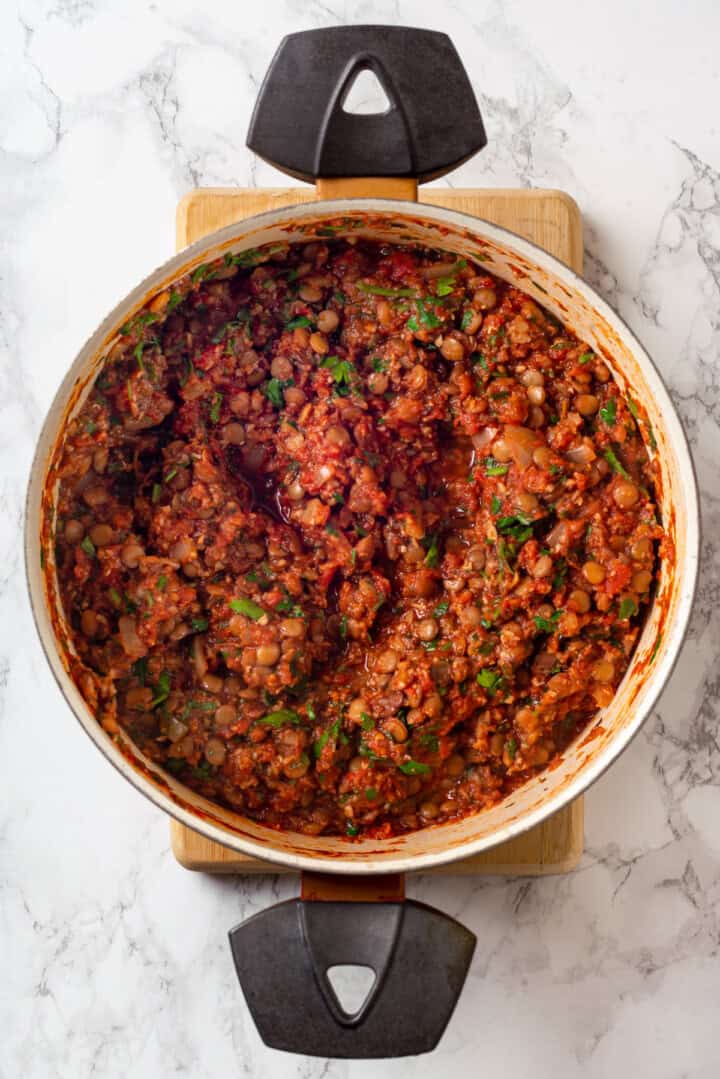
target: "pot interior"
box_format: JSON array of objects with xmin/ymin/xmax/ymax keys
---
[{"xmin": 26, "ymin": 200, "xmax": 699, "ymax": 873}]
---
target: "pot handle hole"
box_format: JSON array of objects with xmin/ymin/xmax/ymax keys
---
[
  {"xmin": 246, "ymin": 25, "xmax": 486, "ymax": 185},
  {"xmin": 228, "ymin": 871, "xmax": 476, "ymax": 1058}
]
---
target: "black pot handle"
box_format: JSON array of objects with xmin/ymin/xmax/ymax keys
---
[
  {"xmin": 246, "ymin": 25, "xmax": 486, "ymax": 184},
  {"xmin": 229, "ymin": 889, "xmax": 475, "ymax": 1058}
]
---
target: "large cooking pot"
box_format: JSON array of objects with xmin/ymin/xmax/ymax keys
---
[{"xmin": 25, "ymin": 27, "xmax": 699, "ymax": 1058}]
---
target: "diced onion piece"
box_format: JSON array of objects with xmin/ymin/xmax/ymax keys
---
[
  {"xmin": 471, "ymin": 427, "xmax": 498, "ymax": 452},
  {"xmin": 118, "ymin": 616, "xmax": 147, "ymax": 658}
]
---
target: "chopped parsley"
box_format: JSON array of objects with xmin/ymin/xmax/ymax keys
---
[
  {"xmin": 257, "ymin": 709, "xmax": 301, "ymax": 727},
  {"xmin": 491, "ymin": 494, "xmax": 502, "ymax": 514},
  {"xmin": 229, "ymin": 597, "xmax": 265, "ymax": 620},
  {"xmin": 398, "ymin": 759, "xmax": 431, "ymax": 776},
  {"xmin": 618, "ymin": 597, "xmax": 638, "ymax": 620},
  {"xmin": 150, "ymin": 671, "xmax": 171, "ymax": 709},
  {"xmin": 320, "ymin": 355, "xmax": 358, "ymax": 396},
  {"xmin": 264, "ymin": 377, "xmax": 293, "ymax": 408},
  {"xmin": 314, "ymin": 716, "xmax": 342, "ymax": 758},
  {"xmin": 191, "ymin": 262, "xmax": 216, "ymax": 285},
  {"xmin": 477, "ymin": 668, "xmax": 503, "ymax": 695},
  {"xmin": 285, "ymin": 315, "xmax": 314, "ymax": 330},
  {"xmin": 604, "ymin": 447, "xmax": 631, "ymax": 479},
  {"xmin": 80, "ymin": 536, "xmax": 96, "ymax": 558},
  {"xmin": 209, "ymin": 392, "xmax": 223, "ymax": 424},
  {"xmin": 534, "ymin": 610, "xmax": 563, "ymax": 633},
  {"xmin": 433, "ymin": 601, "xmax": 449, "ymax": 618},
  {"xmin": 423, "ymin": 533, "xmax": 440, "ymax": 568},
  {"xmin": 132, "ymin": 657, "xmax": 148, "ymax": 684},
  {"xmin": 191, "ymin": 617, "xmax": 208, "ymax": 632},
  {"xmin": 275, "ymin": 597, "xmax": 304, "ymax": 617},
  {"xmin": 407, "ymin": 298, "xmax": 442, "ymax": 332},
  {"xmin": 578, "ymin": 351, "xmax": 594, "ymax": 365},
  {"xmin": 484, "ymin": 457, "xmax": 510, "ymax": 477},
  {"xmin": 497, "ymin": 514, "xmax": 534, "ymax": 543},
  {"xmin": 599, "ymin": 398, "xmax": 617, "ymax": 426}
]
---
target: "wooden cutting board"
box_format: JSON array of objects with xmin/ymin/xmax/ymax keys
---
[{"xmin": 170, "ymin": 184, "xmax": 584, "ymax": 875}]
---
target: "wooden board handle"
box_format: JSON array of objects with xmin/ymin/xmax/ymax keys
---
[{"xmin": 315, "ymin": 177, "xmax": 418, "ymax": 202}]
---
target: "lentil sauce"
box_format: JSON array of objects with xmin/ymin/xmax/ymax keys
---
[{"xmin": 53, "ymin": 238, "xmax": 666, "ymax": 838}]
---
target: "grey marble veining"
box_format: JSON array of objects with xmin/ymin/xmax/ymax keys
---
[{"xmin": 2, "ymin": 1, "xmax": 719, "ymax": 1075}]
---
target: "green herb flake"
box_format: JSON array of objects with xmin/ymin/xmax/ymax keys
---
[
  {"xmin": 157, "ymin": 575, "xmax": 168, "ymax": 592},
  {"xmin": 150, "ymin": 671, "xmax": 171, "ymax": 709},
  {"xmin": 534, "ymin": 610, "xmax": 563, "ymax": 633},
  {"xmin": 407, "ymin": 298, "xmax": 442, "ymax": 332},
  {"xmin": 646, "ymin": 421, "xmax": 658, "ymax": 450},
  {"xmin": 320, "ymin": 355, "xmax": 358, "ymax": 397},
  {"xmin": 599, "ymin": 398, "xmax": 617, "ymax": 426},
  {"xmin": 365, "ymin": 787, "xmax": 379, "ymax": 800},
  {"xmin": 132, "ymin": 657, "xmax": 148, "ymax": 684},
  {"xmin": 578, "ymin": 351, "xmax": 594, "ymax": 365},
  {"xmin": 80, "ymin": 536, "xmax": 96, "ymax": 558},
  {"xmin": 484, "ymin": 457, "xmax": 510, "ymax": 477},
  {"xmin": 285, "ymin": 315, "xmax": 314, "ymax": 330},
  {"xmin": 346, "ymin": 822, "xmax": 359, "ymax": 837},
  {"xmin": 339, "ymin": 615, "xmax": 348, "ymax": 639},
  {"xmin": 491, "ymin": 494, "xmax": 502, "ymax": 514},
  {"xmin": 360, "ymin": 712, "xmax": 375, "ymax": 731},
  {"xmin": 191, "ymin": 617, "xmax": 208, "ymax": 632},
  {"xmin": 552, "ymin": 558, "xmax": 568, "ymax": 592},
  {"xmin": 229, "ymin": 597, "xmax": 266, "ymax": 620},
  {"xmin": 433, "ymin": 601, "xmax": 450, "ymax": 618},
  {"xmin": 604, "ymin": 447, "xmax": 631, "ymax": 479},
  {"xmin": 506, "ymin": 737, "xmax": 518, "ymax": 761},
  {"xmin": 398, "ymin": 759, "xmax": 432, "ymax": 776},
  {"xmin": 108, "ymin": 587, "xmax": 122, "ymax": 609},
  {"xmin": 618, "ymin": 597, "xmax": 638, "ymax": 620},
  {"xmin": 497, "ymin": 514, "xmax": 534, "ymax": 543},
  {"xmin": 257, "ymin": 708, "xmax": 301, "ymax": 727},
  {"xmin": 477, "ymin": 668, "xmax": 503, "ymax": 695},
  {"xmin": 264, "ymin": 377, "xmax": 293, "ymax": 408},
  {"xmin": 209, "ymin": 392, "xmax": 223, "ymax": 424},
  {"xmin": 314, "ymin": 716, "xmax": 342, "ymax": 758},
  {"xmin": 191, "ymin": 263, "xmax": 216, "ymax": 285},
  {"xmin": 167, "ymin": 290, "xmax": 183, "ymax": 313},
  {"xmin": 650, "ymin": 634, "xmax": 663, "ymax": 663}
]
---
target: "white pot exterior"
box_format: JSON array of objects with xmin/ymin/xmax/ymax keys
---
[{"xmin": 25, "ymin": 198, "xmax": 700, "ymax": 874}]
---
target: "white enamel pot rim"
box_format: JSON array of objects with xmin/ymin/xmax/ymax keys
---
[{"xmin": 25, "ymin": 196, "xmax": 700, "ymax": 875}]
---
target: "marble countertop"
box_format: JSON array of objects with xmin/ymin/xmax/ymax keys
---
[{"xmin": 3, "ymin": 1, "xmax": 719, "ymax": 1075}]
